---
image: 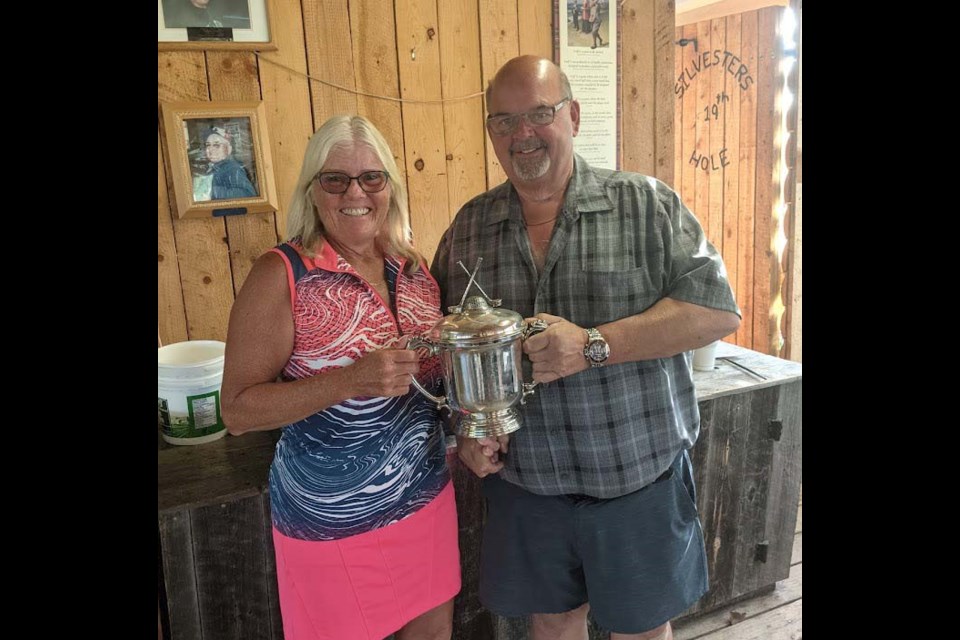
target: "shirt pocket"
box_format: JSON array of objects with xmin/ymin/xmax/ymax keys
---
[{"xmin": 576, "ymin": 268, "xmax": 661, "ymax": 326}]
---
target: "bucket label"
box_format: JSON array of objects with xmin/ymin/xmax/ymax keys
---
[{"xmin": 157, "ymin": 390, "xmax": 224, "ymax": 440}]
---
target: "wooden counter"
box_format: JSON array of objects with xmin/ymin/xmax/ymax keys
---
[{"xmin": 158, "ymin": 344, "xmax": 801, "ymax": 639}]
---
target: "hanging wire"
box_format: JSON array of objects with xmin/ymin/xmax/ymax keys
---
[{"xmin": 252, "ymin": 51, "xmax": 485, "ymax": 105}]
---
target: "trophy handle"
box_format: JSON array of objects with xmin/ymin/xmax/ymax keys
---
[
  {"xmin": 406, "ymin": 336, "xmax": 450, "ymax": 411},
  {"xmin": 519, "ymin": 319, "xmax": 549, "ymax": 404}
]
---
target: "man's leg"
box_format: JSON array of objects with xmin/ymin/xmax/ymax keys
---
[
  {"xmin": 612, "ymin": 621, "xmax": 672, "ymax": 640},
  {"xmin": 530, "ymin": 603, "xmax": 591, "ymax": 640}
]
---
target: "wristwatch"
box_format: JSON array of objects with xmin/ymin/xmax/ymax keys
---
[{"xmin": 583, "ymin": 328, "xmax": 610, "ymax": 368}]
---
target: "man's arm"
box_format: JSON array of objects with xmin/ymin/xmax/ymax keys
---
[{"xmin": 523, "ymin": 300, "xmax": 740, "ymax": 383}]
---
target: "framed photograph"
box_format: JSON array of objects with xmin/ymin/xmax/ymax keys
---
[
  {"xmin": 161, "ymin": 101, "xmax": 279, "ymax": 219},
  {"xmin": 158, "ymin": 0, "xmax": 277, "ymax": 51}
]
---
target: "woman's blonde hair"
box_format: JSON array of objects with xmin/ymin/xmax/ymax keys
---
[{"xmin": 286, "ymin": 115, "xmax": 423, "ymax": 273}]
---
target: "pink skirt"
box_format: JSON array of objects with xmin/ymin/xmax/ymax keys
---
[{"xmin": 272, "ymin": 481, "xmax": 460, "ymax": 640}]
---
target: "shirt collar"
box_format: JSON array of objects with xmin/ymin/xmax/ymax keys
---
[{"xmin": 484, "ymin": 154, "xmax": 614, "ymax": 227}]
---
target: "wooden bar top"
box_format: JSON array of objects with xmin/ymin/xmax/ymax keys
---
[{"xmin": 158, "ymin": 343, "xmax": 801, "ymax": 515}]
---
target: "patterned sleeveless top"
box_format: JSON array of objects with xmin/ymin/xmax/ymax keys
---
[{"xmin": 268, "ymin": 240, "xmax": 448, "ymax": 541}]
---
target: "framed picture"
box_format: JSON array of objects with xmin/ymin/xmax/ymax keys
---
[
  {"xmin": 161, "ymin": 101, "xmax": 279, "ymax": 219},
  {"xmin": 157, "ymin": 0, "xmax": 277, "ymax": 51}
]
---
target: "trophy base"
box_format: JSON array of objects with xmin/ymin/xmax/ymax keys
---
[{"xmin": 454, "ymin": 408, "xmax": 523, "ymax": 438}]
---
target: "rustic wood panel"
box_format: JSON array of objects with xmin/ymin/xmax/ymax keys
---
[
  {"xmin": 708, "ymin": 18, "xmax": 726, "ymax": 256},
  {"xmin": 674, "ymin": 7, "xmax": 796, "ymax": 357},
  {"xmin": 159, "ymin": 512, "xmax": 202, "ymax": 639},
  {"xmin": 396, "ymin": 0, "xmax": 451, "ymax": 266},
  {"xmin": 158, "ymin": 52, "xmax": 234, "ymax": 342},
  {"xmin": 678, "ymin": 22, "xmax": 698, "ymax": 208},
  {"xmin": 691, "ymin": 599, "xmax": 800, "ymax": 640},
  {"xmin": 438, "ymin": 0, "xmax": 487, "ymax": 265},
  {"xmin": 479, "ymin": 0, "xmax": 520, "ymax": 188},
  {"xmin": 303, "ymin": 0, "xmax": 359, "ymax": 124},
  {"xmin": 158, "ymin": 128, "xmax": 188, "ymax": 347},
  {"xmin": 622, "ymin": 0, "xmax": 655, "ymax": 176},
  {"xmin": 721, "ymin": 14, "xmax": 741, "ymax": 323},
  {"xmin": 730, "ymin": 385, "xmax": 779, "ymax": 599},
  {"xmin": 518, "ymin": 0, "xmax": 553, "ymax": 59},
  {"xmin": 258, "ymin": 0, "xmax": 313, "ymax": 240},
  {"xmin": 735, "ymin": 10, "xmax": 758, "ymax": 349},
  {"xmin": 192, "ymin": 495, "xmax": 277, "ymax": 640},
  {"xmin": 752, "ymin": 7, "xmax": 778, "ymax": 354},
  {"xmin": 675, "ymin": 563, "xmax": 801, "ymax": 640},
  {"xmin": 260, "ymin": 494, "xmax": 284, "ymax": 640},
  {"xmin": 207, "ymin": 52, "xmax": 281, "ymax": 293},
  {"xmin": 352, "ymin": 0, "xmax": 406, "ymax": 182},
  {"xmin": 674, "ymin": 16, "xmax": 685, "ymax": 188},
  {"xmin": 654, "ymin": 0, "xmax": 676, "ymax": 184},
  {"xmin": 693, "ymin": 20, "xmax": 712, "ymax": 240}
]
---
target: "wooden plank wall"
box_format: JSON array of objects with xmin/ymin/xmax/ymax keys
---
[
  {"xmin": 158, "ymin": 0, "xmax": 672, "ymax": 346},
  {"xmin": 674, "ymin": 6, "xmax": 796, "ymax": 357}
]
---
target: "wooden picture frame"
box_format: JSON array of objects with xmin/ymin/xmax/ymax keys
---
[
  {"xmin": 157, "ymin": 0, "xmax": 277, "ymax": 51},
  {"xmin": 161, "ymin": 101, "xmax": 279, "ymax": 219}
]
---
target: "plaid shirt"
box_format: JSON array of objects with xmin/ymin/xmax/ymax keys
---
[{"xmin": 431, "ymin": 155, "xmax": 739, "ymax": 497}]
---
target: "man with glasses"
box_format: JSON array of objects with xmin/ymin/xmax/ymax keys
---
[{"xmin": 431, "ymin": 56, "xmax": 740, "ymax": 640}]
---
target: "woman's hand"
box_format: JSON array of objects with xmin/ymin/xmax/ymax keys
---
[
  {"xmin": 456, "ymin": 434, "xmax": 510, "ymax": 478},
  {"xmin": 348, "ymin": 348, "xmax": 422, "ymax": 397}
]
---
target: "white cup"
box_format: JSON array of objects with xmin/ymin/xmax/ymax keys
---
[{"xmin": 693, "ymin": 340, "xmax": 719, "ymax": 371}]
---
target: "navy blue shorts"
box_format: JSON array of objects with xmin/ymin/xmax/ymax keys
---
[{"xmin": 479, "ymin": 450, "xmax": 708, "ymax": 634}]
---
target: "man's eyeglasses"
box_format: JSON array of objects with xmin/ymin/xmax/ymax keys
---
[
  {"xmin": 486, "ymin": 99, "xmax": 570, "ymax": 136},
  {"xmin": 314, "ymin": 170, "xmax": 390, "ymax": 194}
]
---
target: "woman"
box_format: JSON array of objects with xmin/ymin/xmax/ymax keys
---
[{"xmin": 221, "ymin": 115, "xmax": 459, "ymax": 640}]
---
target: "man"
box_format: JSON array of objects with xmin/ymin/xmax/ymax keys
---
[
  {"xmin": 161, "ymin": 0, "xmax": 251, "ymax": 29},
  {"xmin": 430, "ymin": 56, "xmax": 740, "ymax": 640}
]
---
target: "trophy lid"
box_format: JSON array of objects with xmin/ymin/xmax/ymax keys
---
[{"xmin": 430, "ymin": 296, "xmax": 525, "ymax": 344}]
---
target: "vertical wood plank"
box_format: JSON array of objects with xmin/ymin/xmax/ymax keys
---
[
  {"xmin": 396, "ymin": 0, "xmax": 451, "ymax": 265},
  {"xmin": 351, "ymin": 0, "xmax": 405, "ymax": 182},
  {"xmin": 193, "ymin": 496, "xmax": 275, "ymax": 640},
  {"xmin": 721, "ymin": 14, "xmax": 741, "ymax": 332},
  {"xmin": 622, "ymin": 0, "xmax": 655, "ymax": 176},
  {"xmin": 158, "ymin": 512, "xmax": 202, "ymax": 639},
  {"xmin": 674, "ymin": 21, "xmax": 684, "ymax": 190},
  {"xmin": 735, "ymin": 10, "xmax": 758, "ymax": 348},
  {"xmin": 303, "ymin": 0, "xmax": 359, "ymax": 124},
  {"xmin": 760, "ymin": 380, "xmax": 802, "ymax": 585},
  {"xmin": 730, "ymin": 385, "xmax": 779, "ymax": 598},
  {"xmin": 260, "ymin": 493, "xmax": 284, "ymax": 640},
  {"xmin": 479, "ymin": 0, "xmax": 520, "ymax": 188},
  {"xmin": 679, "ymin": 23, "xmax": 698, "ymax": 211},
  {"xmin": 654, "ymin": 0, "xmax": 675, "ymax": 184},
  {"xmin": 158, "ymin": 52, "xmax": 234, "ymax": 342},
  {"xmin": 438, "ymin": 0, "xmax": 487, "ymax": 261},
  {"xmin": 788, "ymin": 182, "xmax": 801, "ymax": 361},
  {"xmin": 752, "ymin": 6, "xmax": 778, "ymax": 355},
  {"xmin": 208, "ymin": 52, "xmax": 281, "ymax": 293},
  {"xmin": 257, "ymin": 1, "xmax": 314, "ymax": 242},
  {"xmin": 518, "ymin": 0, "xmax": 553, "ymax": 59},
  {"xmin": 707, "ymin": 18, "xmax": 725, "ymax": 255},
  {"xmin": 158, "ymin": 127, "xmax": 189, "ymax": 347},
  {"xmin": 693, "ymin": 20, "xmax": 712, "ymax": 235}
]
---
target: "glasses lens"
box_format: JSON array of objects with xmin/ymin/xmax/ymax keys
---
[
  {"xmin": 527, "ymin": 109, "xmax": 555, "ymax": 126},
  {"xmin": 489, "ymin": 115, "xmax": 516, "ymax": 136},
  {"xmin": 319, "ymin": 173, "xmax": 350, "ymax": 193},
  {"xmin": 359, "ymin": 171, "xmax": 387, "ymax": 192}
]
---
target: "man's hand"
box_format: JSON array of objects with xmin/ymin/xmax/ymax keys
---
[
  {"xmin": 522, "ymin": 313, "xmax": 589, "ymax": 383},
  {"xmin": 457, "ymin": 434, "xmax": 510, "ymax": 478}
]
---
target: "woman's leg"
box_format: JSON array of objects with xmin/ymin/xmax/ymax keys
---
[{"xmin": 395, "ymin": 598, "xmax": 454, "ymax": 640}]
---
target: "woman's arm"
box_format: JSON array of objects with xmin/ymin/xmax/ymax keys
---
[{"xmin": 220, "ymin": 252, "xmax": 422, "ymax": 435}]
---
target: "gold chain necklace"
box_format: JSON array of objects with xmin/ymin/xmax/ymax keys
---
[{"xmin": 524, "ymin": 216, "xmax": 559, "ymax": 228}]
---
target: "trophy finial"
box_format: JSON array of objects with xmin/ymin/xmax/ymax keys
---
[{"xmin": 448, "ymin": 258, "xmax": 502, "ymax": 313}]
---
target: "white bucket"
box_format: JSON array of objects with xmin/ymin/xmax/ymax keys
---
[{"xmin": 158, "ymin": 340, "xmax": 228, "ymax": 445}]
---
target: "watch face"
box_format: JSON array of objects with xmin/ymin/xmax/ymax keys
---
[{"xmin": 586, "ymin": 341, "xmax": 608, "ymax": 362}]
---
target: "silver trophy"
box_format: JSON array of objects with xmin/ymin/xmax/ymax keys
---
[{"xmin": 408, "ymin": 259, "xmax": 546, "ymax": 438}]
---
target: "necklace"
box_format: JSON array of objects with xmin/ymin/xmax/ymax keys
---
[{"xmin": 524, "ymin": 215, "xmax": 559, "ymax": 228}]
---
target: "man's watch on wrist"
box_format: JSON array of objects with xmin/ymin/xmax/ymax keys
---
[{"xmin": 583, "ymin": 327, "xmax": 610, "ymax": 368}]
